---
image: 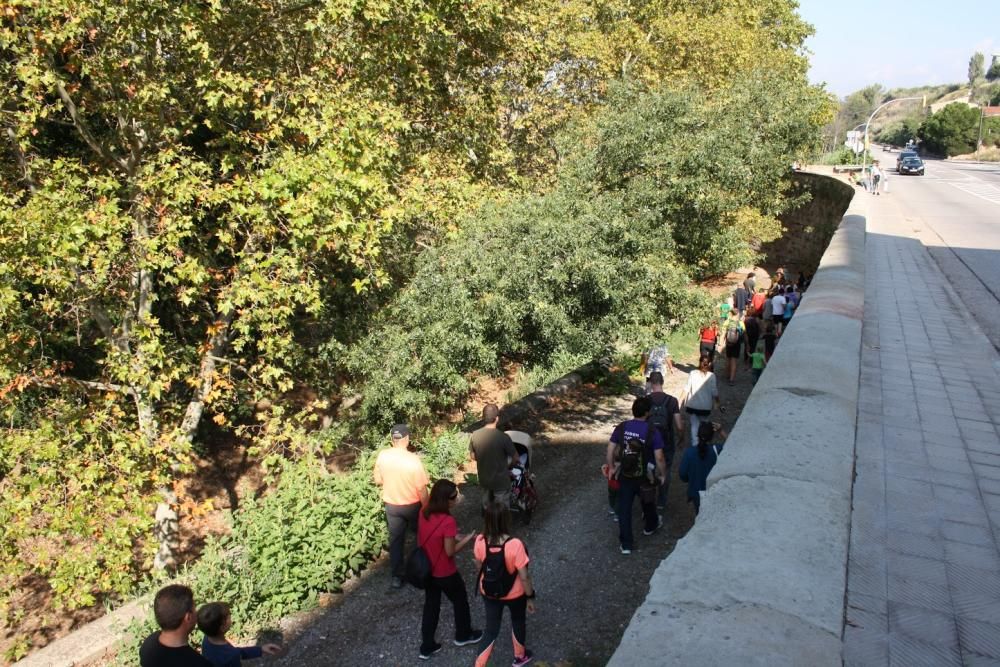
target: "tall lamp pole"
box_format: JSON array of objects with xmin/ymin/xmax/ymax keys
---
[{"xmin": 861, "ymin": 96, "xmax": 926, "ymax": 182}]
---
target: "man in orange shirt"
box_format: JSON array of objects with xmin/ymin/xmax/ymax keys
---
[{"xmin": 374, "ymin": 424, "xmax": 430, "ymax": 589}]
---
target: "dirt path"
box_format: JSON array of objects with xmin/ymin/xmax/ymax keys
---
[{"xmin": 268, "ymin": 349, "xmax": 756, "ymax": 666}]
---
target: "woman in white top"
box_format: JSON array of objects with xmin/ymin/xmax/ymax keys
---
[{"xmin": 680, "ymin": 354, "xmax": 721, "ymax": 446}]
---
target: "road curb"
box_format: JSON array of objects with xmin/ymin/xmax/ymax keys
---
[{"xmin": 609, "ymin": 179, "xmax": 865, "ymax": 666}]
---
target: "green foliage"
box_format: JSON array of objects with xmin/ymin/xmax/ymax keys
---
[
  {"xmin": 0, "ymin": 397, "xmax": 163, "ymax": 632},
  {"xmin": 988, "ymin": 60, "xmax": 1000, "ymax": 83},
  {"xmin": 969, "ymin": 52, "xmax": 986, "ymax": 88},
  {"xmin": 816, "ymin": 148, "xmax": 871, "ymax": 165},
  {"xmin": 875, "ymin": 116, "xmax": 922, "ymax": 146},
  {"xmin": 919, "ymin": 103, "xmax": 981, "ymax": 156},
  {"xmin": 350, "ymin": 74, "xmax": 823, "ymax": 426}
]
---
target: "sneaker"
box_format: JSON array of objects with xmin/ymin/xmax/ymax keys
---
[
  {"xmin": 643, "ymin": 515, "xmax": 664, "ymax": 536},
  {"xmin": 620, "ymin": 545, "xmax": 631, "ymax": 554},
  {"xmin": 512, "ymin": 649, "xmax": 534, "ymax": 667},
  {"xmin": 418, "ymin": 643, "xmax": 443, "ymax": 660},
  {"xmin": 454, "ymin": 630, "xmax": 483, "ymax": 647},
  {"xmin": 391, "ymin": 576, "xmax": 404, "ymax": 589},
  {"xmin": 607, "ymin": 507, "xmax": 616, "ymax": 516}
]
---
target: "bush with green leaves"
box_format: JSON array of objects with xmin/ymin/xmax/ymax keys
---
[{"xmin": 919, "ymin": 103, "xmax": 981, "ymax": 156}]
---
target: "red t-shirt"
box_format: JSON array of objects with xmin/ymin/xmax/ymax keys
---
[
  {"xmin": 417, "ymin": 512, "xmax": 458, "ymax": 578},
  {"xmin": 751, "ymin": 292, "xmax": 765, "ymax": 315},
  {"xmin": 700, "ymin": 326, "xmax": 717, "ymax": 343}
]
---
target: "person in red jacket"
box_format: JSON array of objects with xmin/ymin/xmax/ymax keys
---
[{"xmin": 698, "ymin": 322, "xmax": 718, "ymax": 364}]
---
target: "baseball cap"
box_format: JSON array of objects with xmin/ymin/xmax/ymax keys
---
[{"xmin": 390, "ymin": 424, "xmax": 410, "ymax": 439}]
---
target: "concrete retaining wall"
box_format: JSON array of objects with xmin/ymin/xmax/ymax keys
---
[{"xmin": 609, "ymin": 186, "xmax": 865, "ymax": 665}]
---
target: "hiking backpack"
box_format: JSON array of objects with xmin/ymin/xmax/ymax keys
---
[
  {"xmin": 616, "ymin": 433, "xmax": 648, "ymax": 480},
  {"xmin": 647, "ymin": 395, "xmax": 670, "ymax": 438},
  {"xmin": 480, "ymin": 539, "xmax": 518, "ymax": 599},
  {"xmin": 725, "ymin": 322, "xmax": 741, "ymax": 345}
]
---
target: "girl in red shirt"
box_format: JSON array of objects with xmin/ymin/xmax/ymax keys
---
[{"xmin": 417, "ymin": 480, "xmax": 482, "ymax": 659}]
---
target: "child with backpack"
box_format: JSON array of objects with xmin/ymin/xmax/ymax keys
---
[
  {"xmin": 474, "ymin": 502, "xmax": 536, "ymax": 667},
  {"xmin": 722, "ymin": 313, "xmax": 744, "ymax": 386}
]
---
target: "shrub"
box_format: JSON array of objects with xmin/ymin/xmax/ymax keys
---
[{"xmin": 919, "ymin": 104, "xmax": 980, "ymax": 156}]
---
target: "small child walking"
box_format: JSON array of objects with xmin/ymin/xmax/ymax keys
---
[
  {"xmin": 198, "ymin": 602, "xmax": 281, "ymax": 667},
  {"xmin": 750, "ymin": 342, "xmax": 767, "ymax": 385}
]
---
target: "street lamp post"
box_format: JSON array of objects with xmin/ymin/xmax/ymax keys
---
[{"xmin": 861, "ymin": 96, "xmax": 926, "ymax": 186}]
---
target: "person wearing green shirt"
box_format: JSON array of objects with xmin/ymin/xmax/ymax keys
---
[{"xmin": 749, "ymin": 341, "xmax": 767, "ymax": 386}]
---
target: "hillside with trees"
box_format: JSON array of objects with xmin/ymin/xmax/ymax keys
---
[{"xmin": 0, "ymin": 1, "xmax": 831, "ymax": 660}]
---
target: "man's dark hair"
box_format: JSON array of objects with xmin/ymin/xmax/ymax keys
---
[
  {"xmin": 631, "ymin": 395, "xmax": 652, "ymax": 418},
  {"xmin": 482, "ymin": 403, "xmax": 500, "ymax": 424},
  {"xmin": 647, "ymin": 371, "xmax": 664, "ymax": 386},
  {"xmin": 196, "ymin": 601, "xmax": 230, "ymax": 638},
  {"xmin": 153, "ymin": 584, "xmax": 195, "ymax": 631}
]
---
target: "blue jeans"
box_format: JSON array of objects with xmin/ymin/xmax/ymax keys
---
[{"xmin": 617, "ymin": 478, "xmax": 658, "ymax": 549}]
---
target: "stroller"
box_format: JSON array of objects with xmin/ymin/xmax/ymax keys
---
[{"xmin": 505, "ymin": 430, "xmax": 539, "ymax": 523}]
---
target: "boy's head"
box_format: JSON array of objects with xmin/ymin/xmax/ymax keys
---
[
  {"xmin": 197, "ymin": 601, "xmax": 232, "ymax": 638},
  {"xmin": 153, "ymin": 585, "xmax": 197, "ymax": 634},
  {"xmin": 631, "ymin": 395, "xmax": 652, "ymax": 418}
]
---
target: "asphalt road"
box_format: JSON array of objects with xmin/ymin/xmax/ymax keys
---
[{"xmin": 871, "ymin": 148, "xmax": 1000, "ymax": 351}]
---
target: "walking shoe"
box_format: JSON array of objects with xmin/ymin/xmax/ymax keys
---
[
  {"xmin": 620, "ymin": 545, "xmax": 631, "ymax": 554},
  {"xmin": 391, "ymin": 576, "xmax": 404, "ymax": 589},
  {"xmin": 454, "ymin": 630, "xmax": 483, "ymax": 647},
  {"xmin": 607, "ymin": 506, "xmax": 616, "ymax": 516},
  {"xmin": 643, "ymin": 515, "xmax": 664, "ymax": 536},
  {"xmin": 418, "ymin": 643, "xmax": 443, "ymax": 660},
  {"xmin": 511, "ymin": 649, "xmax": 534, "ymax": 666}
]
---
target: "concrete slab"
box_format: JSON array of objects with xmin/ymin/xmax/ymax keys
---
[
  {"xmin": 608, "ymin": 602, "xmax": 842, "ymax": 667},
  {"xmin": 643, "ymin": 476, "xmax": 851, "ymax": 635}
]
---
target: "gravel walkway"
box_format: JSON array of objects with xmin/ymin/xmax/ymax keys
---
[{"xmin": 268, "ymin": 355, "xmax": 753, "ymax": 666}]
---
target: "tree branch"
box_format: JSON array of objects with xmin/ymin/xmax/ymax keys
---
[
  {"xmin": 177, "ymin": 312, "xmax": 234, "ymax": 446},
  {"xmin": 4, "ymin": 126, "xmax": 38, "ymax": 193}
]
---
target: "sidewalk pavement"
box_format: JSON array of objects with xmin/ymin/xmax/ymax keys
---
[{"xmin": 843, "ymin": 195, "xmax": 1000, "ymax": 665}]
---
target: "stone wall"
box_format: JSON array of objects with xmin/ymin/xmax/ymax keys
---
[{"xmin": 760, "ymin": 172, "xmax": 854, "ymax": 274}]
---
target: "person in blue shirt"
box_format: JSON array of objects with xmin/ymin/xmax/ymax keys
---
[
  {"xmin": 605, "ymin": 396, "xmax": 668, "ymax": 554},
  {"xmin": 197, "ymin": 602, "xmax": 281, "ymax": 667},
  {"xmin": 679, "ymin": 421, "xmax": 728, "ymax": 516}
]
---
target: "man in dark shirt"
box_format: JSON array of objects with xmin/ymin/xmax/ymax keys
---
[
  {"xmin": 140, "ymin": 585, "xmax": 211, "ymax": 666},
  {"xmin": 646, "ymin": 372, "xmax": 684, "ymax": 509},
  {"xmin": 469, "ymin": 403, "xmax": 517, "ymax": 508}
]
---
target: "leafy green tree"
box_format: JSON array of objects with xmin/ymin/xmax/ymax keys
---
[
  {"xmin": 0, "ymin": 0, "xmax": 519, "ymax": 618},
  {"xmin": 350, "ymin": 73, "xmax": 829, "ymax": 425},
  {"xmin": 918, "ymin": 103, "xmax": 980, "ymax": 156},
  {"xmin": 987, "ymin": 57, "xmax": 1000, "ymax": 82},
  {"xmin": 969, "ymin": 52, "xmax": 986, "ymax": 89}
]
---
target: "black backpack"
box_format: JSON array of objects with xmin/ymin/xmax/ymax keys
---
[
  {"xmin": 647, "ymin": 395, "xmax": 671, "ymax": 438},
  {"xmin": 616, "ymin": 432, "xmax": 648, "ymax": 480},
  {"xmin": 480, "ymin": 538, "xmax": 518, "ymax": 599}
]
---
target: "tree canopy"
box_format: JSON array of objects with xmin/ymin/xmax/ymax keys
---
[{"xmin": 0, "ymin": 0, "xmax": 827, "ymax": 658}]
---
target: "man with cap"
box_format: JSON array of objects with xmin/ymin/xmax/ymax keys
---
[
  {"xmin": 469, "ymin": 403, "xmax": 517, "ymax": 508},
  {"xmin": 374, "ymin": 423, "xmax": 430, "ymax": 589}
]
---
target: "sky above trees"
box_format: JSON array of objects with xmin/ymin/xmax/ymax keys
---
[{"xmin": 799, "ymin": 0, "xmax": 998, "ymax": 96}]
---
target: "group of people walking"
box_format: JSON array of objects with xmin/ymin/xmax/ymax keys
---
[
  {"xmin": 373, "ymin": 405, "xmax": 536, "ymax": 665},
  {"xmin": 140, "ymin": 269, "xmax": 803, "ymax": 666}
]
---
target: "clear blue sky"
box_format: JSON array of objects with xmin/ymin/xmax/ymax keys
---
[{"xmin": 799, "ymin": 0, "xmax": 999, "ymax": 98}]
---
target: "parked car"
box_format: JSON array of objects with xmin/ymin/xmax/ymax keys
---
[
  {"xmin": 896, "ymin": 149, "xmax": 918, "ymax": 170},
  {"xmin": 898, "ymin": 156, "xmax": 925, "ymax": 175}
]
